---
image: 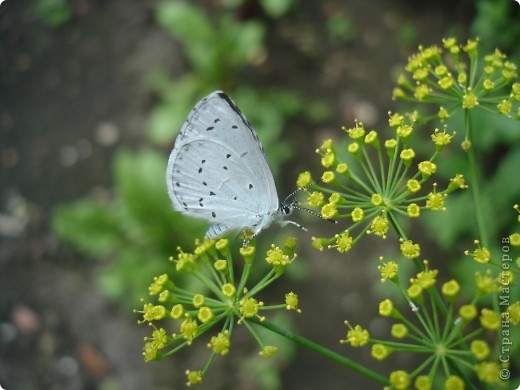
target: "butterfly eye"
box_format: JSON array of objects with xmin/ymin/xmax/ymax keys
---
[{"xmin": 282, "ymin": 205, "xmax": 292, "ymax": 215}]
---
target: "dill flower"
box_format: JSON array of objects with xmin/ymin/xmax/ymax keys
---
[
  {"xmin": 371, "ymin": 344, "xmax": 390, "ymax": 360},
  {"xmin": 475, "ymin": 271, "xmax": 497, "ymax": 294},
  {"xmin": 208, "ymin": 331, "xmax": 230, "ymax": 355},
  {"xmin": 425, "ymin": 183, "xmax": 447, "ymax": 211},
  {"xmin": 465, "ymin": 240, "xmax": 491, "ymax": 264},
  {"xmin": 475, "ymin": 361, "xmax": 501, "ymax": 384},
  {"xmin": 407, "ymin": 203, "xmax": 421, "ymax": 218},
  {"xmin": 185, "ymin": 370, "xmax": 203, "ymax": 386},
  {"xmin": 307, "ymin": 191, "xmax": 325, "ymax": 207},
  {"xmin": 444, "ymin": 375, "xmax": 464, "ymax": 390},
  {"xmin": 441, "ymin": 279, "xmax": 460, "ymax": 298},
  {"xmin": 508, "ymin": 301, "xmax": 520, "ymax": 325},
  {"xmin": 462, "ymin": 89, "xmax": 479, "ymax": 109},
  {"xmin": 400, "ymin": 239, "xmax": 420, "ymax": 259},
  {"xmin": 389, "ymin": 370, "xmax": 410, "ymax": 390},
  {"xmin": 321, "ymin": 203, "xmax": 338, "ymax": 219},
  {"xmin": 391, "ymin": 323, "xmax": 408, "ymax": 339},
  {"xmin": 197, "ymin": 307, "xmax": 214, "ymax": 323},
  {"xmin": 239, "ymin": 297, "xmax": 264, "ymax": 321},
  {"xmin": 329, "ymin": 230, "xmax": 353, "ymax": 253},
  {"xmin": 171, "ymin": 304, "xmax": 184, "ymax": 319},
  {"xmin": 378, "ymin": 257, "xmax": 398, "ymax": 282},
  {"xmin": 367, "ymin": 214, "xmax": 389, "ymax": 238},
  {"xmin": 297, "ymin": 107, "xmax": 465, "ymax": 254},
  {"xmin": 379, "ymin": 299, "xmax": 394, "ymax": 317},
  {"xmin": 265, "ymin": 244, "xmax": 296, "ymax": 267},
  {"xmin": 180, "ymin": 315, "xmax": 199, "ymax": 344},
  {"xmin": 411, "ymin": 261, "xmax": 438, "ymax": 289},
  {"xmin": 470, "ymin": 340, "xmax": 490, "ymax": 360},
  {"xmin": 414, "ymin": 376, "xmax": 431, "ymax": 390},
  {"xmin": 259, "ymin": 345, "xmax": 278, "ymax": 358},
  {"xmin": 479, "ymin": 308, "xmax": 501, "ymax": 330},
  {"xmin": 459, "ymin": 304, "xmax": 478, "ymax": 321},
  {"xmin": 311, "ymin": 236, "xmax": 328, "ymax": 251},
  {"xmin": 137, "ymin": 238, "xmax": 301, "ymax": 384},
  {"xmin": 394, "ymin": 37, "xmax": 519, "ymax": 129},
  {"xmin": 431, "ymin": 127, "xmax": 455, "ymax": 150},
  {"xmin": 339, "ymin": 245, "xmax": 508, "ymax": 388},
  {"xmin": 340, "ymin": 322, "xmax": 369, "ymax": 347},
  {"xmin": 297, "ymin": 171, "xmax": 312, "ymax": 188}
]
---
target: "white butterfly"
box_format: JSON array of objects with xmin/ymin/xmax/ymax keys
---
[{"xmin": 166, "ymin": 91, "xmax": 302, "ymax": 242}]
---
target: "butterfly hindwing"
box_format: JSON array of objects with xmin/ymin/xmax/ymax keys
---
[{"xmin": 166, "ymin": 91, "xmax": 280, "ymax": 237}]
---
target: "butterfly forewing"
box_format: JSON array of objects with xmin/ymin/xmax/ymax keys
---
[{"xmin": 166, "ymin": 91, "xmax": 280, "ymax": 236}]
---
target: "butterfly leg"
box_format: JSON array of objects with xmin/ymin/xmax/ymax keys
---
[{"xmin": 279, "ymin": 220, "xmax": 308, "ymax": 232}]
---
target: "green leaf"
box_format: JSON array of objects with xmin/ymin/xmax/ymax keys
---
[
  {"xmin": 147, "ymin": 74, "xmax": 202, "ymax": 144},
  {"xmin": 155, "ymin": 1, "xmax": 213, "ymax": 45},
  {"xmin": 114, "ymin": 148, "xmax": 205, "ymax": 251},
  {"xmin": 52, "ymin": 199, "xmax": 123, "ymax": 257},
  {"xmin": 259, "ymin": 0, "xmax": 294, "ymax": 18},
  {"xmin": 34, "ymin": 0, "xmax": 72, "ymax": 28},
  {"xmin": 225, "ymin": 19, "xmax": 265, "ymax": 66}
]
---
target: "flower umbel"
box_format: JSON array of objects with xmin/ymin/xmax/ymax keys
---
[
  {"xmin": 136, "ymin": 238, "xmax": 300, "ymax": 385},
  {"xmin": 394, "ymin": 37, "xmax": 519, "ymax": 126},
  {"xmin": 305, "ymin": 117, "xmax": 464, "ymax": 253},
  {"xmin": 340, "ymin": 242, "xmax": 516, "ymax": 389}
]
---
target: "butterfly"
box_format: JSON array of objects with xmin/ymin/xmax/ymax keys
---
[{"xmin": 166, "ymin": 91, "xmax": 304, "ymax": 243}]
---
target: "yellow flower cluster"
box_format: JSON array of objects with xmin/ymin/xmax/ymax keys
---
[
  {"xmin": 394, "ymin": 37, "xmax": 519, "ymax": 120},
  {"xmin": 299, "ymin": 115, "xmax": 465, "ymax": 254},
  {"xmin": 136, "ymin": 237, "xmax": 301, "ymax": 385}
]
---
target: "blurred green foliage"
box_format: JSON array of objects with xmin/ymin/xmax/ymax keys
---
[
  {"xmin": 422, "ymin": 110, "xmax": 520, "ymax": 249},
  {"xmin": 52, "ymin": 149, "xmax": 205, "ymax": 306},
  {"xmin": 33, "ymin": 0, "xmax": 72, "ymax": 28},
  {"xmin": 472, "ymin": 0, "xmax": 520, "ymax": 61},
  {"xmin": 149, "ymin": 1, "xmax": 305, "ymax": 176},
  {"xmin": 326, "ymin": 9, "xmax": 356, "ymax": 43}
]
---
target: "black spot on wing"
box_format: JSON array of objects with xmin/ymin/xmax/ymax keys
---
[
  {"xmin": 226, "ymin": 153, "xmax": 231, "ymax": 158},
  {"xmin": 212, "ymin": 211, "xmax": 216, "ymax": 218},
  {"xmin": 249, "ymin": 184, "xmax": 253, "ymax": 189},
  {"xmin": 206, "ymin": 126, "xmax": 214, "ymax": 131}
]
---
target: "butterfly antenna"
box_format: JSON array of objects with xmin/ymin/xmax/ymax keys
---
[
  {"xmin": 282, "ymin": 181, "xmax": 336, "ymax": 224},
  {"xmin": 292, "ymin": 204, "xmax": 337, "ymax": 224},
  {"xmin": 282, "ymin": 181, "xmax": 316, "ymax": 205}
]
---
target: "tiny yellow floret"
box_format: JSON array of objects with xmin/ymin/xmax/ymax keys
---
[
  {"xmin": 379, "ymin": 299, "xmax": 394, "ymax": 317},
  {"xmin": 470, "ymin": 340, "xmax": 490, "ymax": 360},
  {"xmin": 185, "ymin": 370, "xmax": 203, "ymax": 386},
  {"xmin": 479, "ymin": 308, "xmax": 501, "ymax": 330},
  {"xmin": 340, "ymin": 321, "xmax": 369, "ymax": 347},
  {"xmin": 296, "ymin": 171, "xmax": 312, "ymax": 188},
  {"xmin": 459, "ymin": 304, "xmax": 477, "ymax": 321},
  {"xmin": 208, "ymin": 331, "xmax": 230, "ymax": 355},
  {"xmin": 391, "ymin": 323, "xmax": 408, "ymax": 339},
  {"xmin": 389, "ymin": 370, "xmax": 410, "ymax": 390}
]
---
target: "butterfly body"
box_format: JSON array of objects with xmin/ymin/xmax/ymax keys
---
[{"xmin": 166, "ymin": 91, "xmax": 289, "ymax": 240}]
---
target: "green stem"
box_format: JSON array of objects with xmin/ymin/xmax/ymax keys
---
[
  {"xmin": 465, "ymin": 109, "xmax": 488, "ymax": 247},
  {"xmin": 252, "ymin": 319, "xmax": 389, "ymax": 385},
  {"xmin": 446, "ymin": 356, "xmax": 478, "ymax": 390}
]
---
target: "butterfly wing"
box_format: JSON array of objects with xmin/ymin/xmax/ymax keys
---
[{"xmin": 166, "ymin": 91, "xmax": 280, "ymax": 237}]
